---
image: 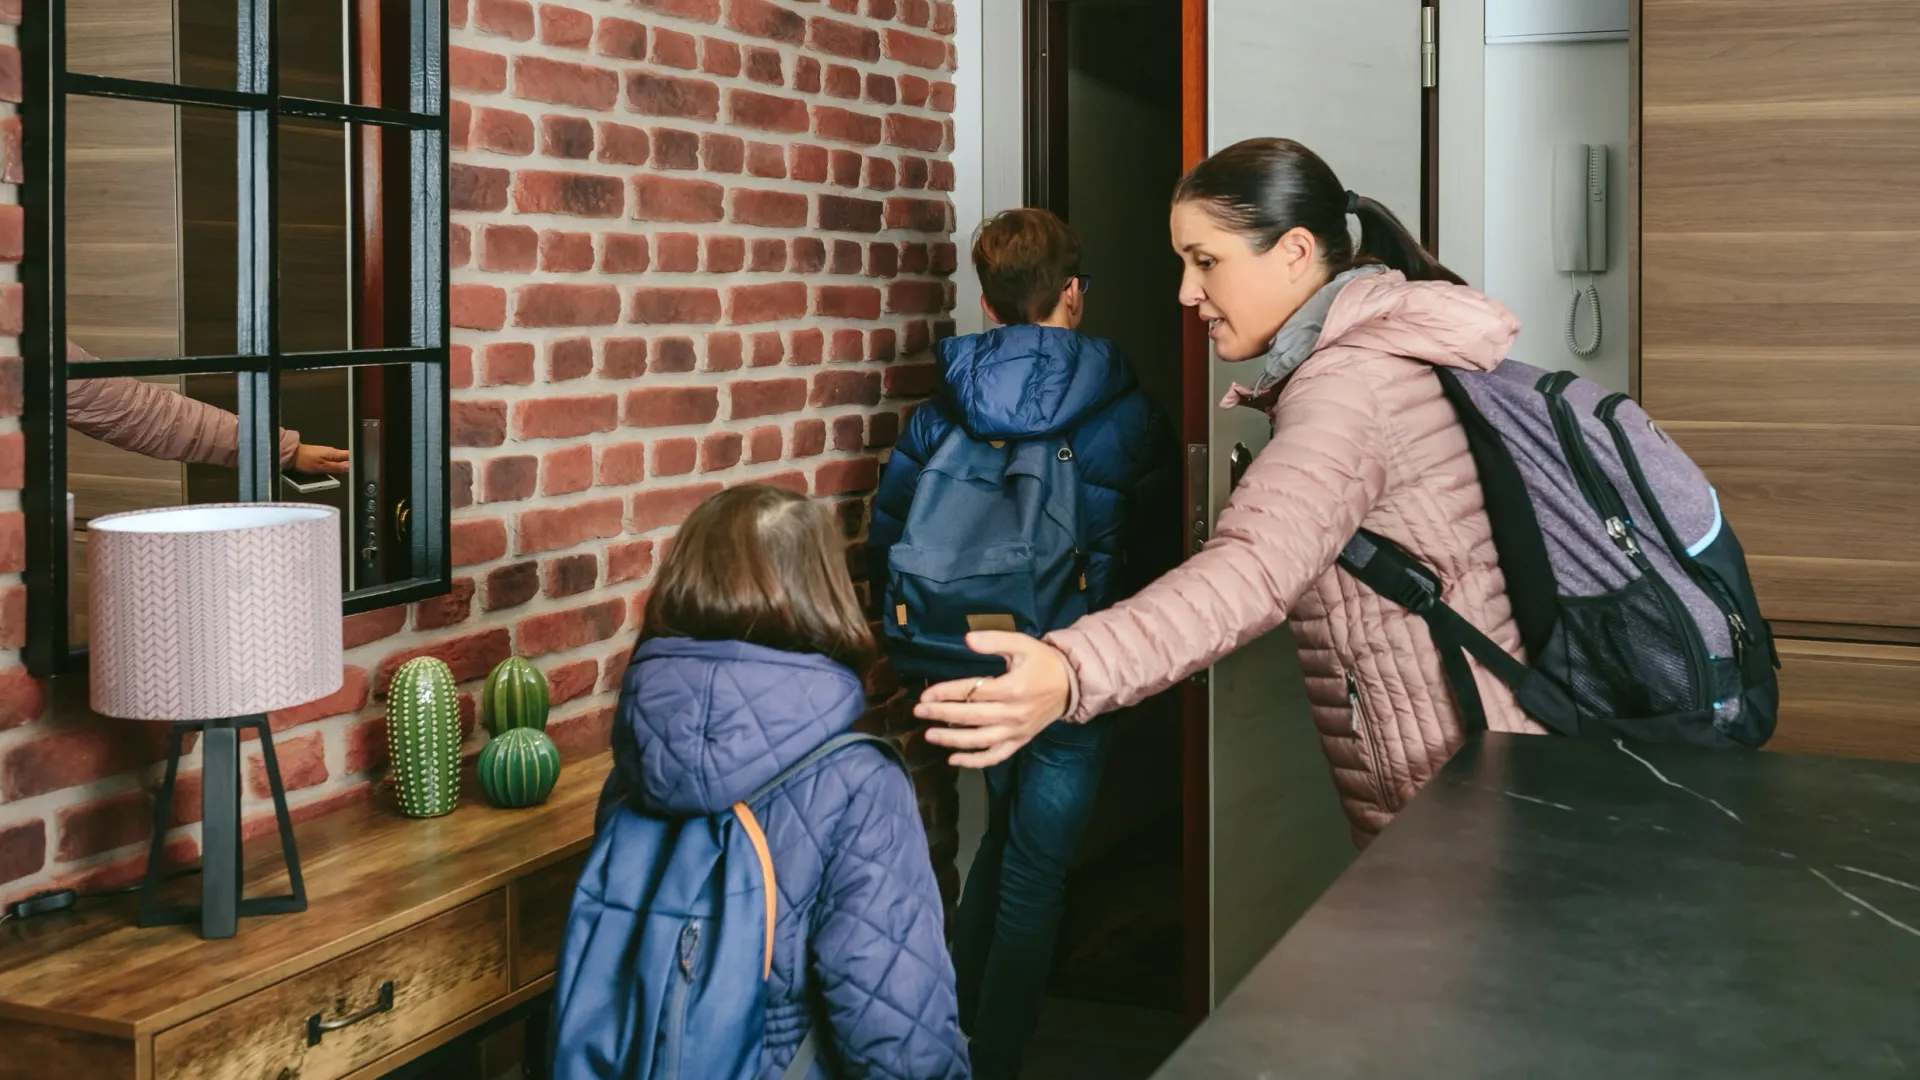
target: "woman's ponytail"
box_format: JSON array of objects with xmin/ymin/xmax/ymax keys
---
[
  {"xmin": 1351, "ymin": 195, "xmax": 1465, "ymax": 286},
  {"xmin": 1174, "ymin": 138, "xmax": 1465, "ymax": 286}
]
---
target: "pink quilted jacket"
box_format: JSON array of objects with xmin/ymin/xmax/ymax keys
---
[
  {"xmin": 1048, "ymin": 271, "xmax": 1545, "ymax": 842},
  {"xmin": 65, "ymin": 341, "xmax": 300, "ymax": 466}
]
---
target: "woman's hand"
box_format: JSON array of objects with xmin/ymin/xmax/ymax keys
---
[
  {"xmin": 293, "ymin": 443, "xmax": 351, "ymax": 475},
  {"xmin": 916, "ymin": 632, "xmax": 1074, "ymax": 768}
]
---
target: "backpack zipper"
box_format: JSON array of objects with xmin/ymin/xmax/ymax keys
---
[
  {"xmin": 1540, "ymin": 376, "xmax": 1710, "ymax": 712},
  {"xmin": 1596, "ymin": 394, "xmax": 1755, "ymax": 672},
  {"xmin": 664, "ymin": 919, "xmax": 701, "ymax": 1079},
  {"xmin": 1539, "ymin": 372, "xmax": 1612, "ymax": 518}
]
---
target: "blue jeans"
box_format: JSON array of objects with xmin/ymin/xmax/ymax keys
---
[{"xmin": 952, "ymin": 717, "xmax": 1114, "ymax": 1079}]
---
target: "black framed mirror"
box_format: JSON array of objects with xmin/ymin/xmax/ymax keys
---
[{"xmin": 19, "ymin": 0, "xmax": 451, "ymax": 677}]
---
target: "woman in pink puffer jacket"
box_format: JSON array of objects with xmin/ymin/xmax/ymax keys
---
[{"xmin": 915, "ymin": 138, "xmax": 1545, "ymax": 842}]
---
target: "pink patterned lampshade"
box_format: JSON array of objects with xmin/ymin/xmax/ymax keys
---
[{"xmin": 89, "ymin": 504, "xmax": 344, "ymax": 722}]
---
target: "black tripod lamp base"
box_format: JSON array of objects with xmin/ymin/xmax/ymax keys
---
[{"xmin": 138, "ymin": 715, "xmax": 308, "ymax": 939}]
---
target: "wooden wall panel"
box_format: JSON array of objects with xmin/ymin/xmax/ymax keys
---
[
  {"xmin": 1639, "ymin": 0, "xmax": 1920, "ymax": 107},
  {"xmin": 1640, "ymin": 0, "xmax": 1920, "ymax": 641},
  {"xmin": 1772, "ymin": 640, "xmax": 1920, "ymax": 764}
]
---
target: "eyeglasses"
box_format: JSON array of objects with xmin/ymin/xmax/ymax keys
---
[{"xmin": 1072, "ymin": 274, "xmax": 1093, "ymax": 296}]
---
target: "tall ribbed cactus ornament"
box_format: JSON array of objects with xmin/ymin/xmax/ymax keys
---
[{"xmin": 386, "ymin": 657, "xmax": 461, "ymax": 818}]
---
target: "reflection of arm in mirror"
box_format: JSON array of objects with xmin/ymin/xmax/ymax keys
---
[{"xmin": 63, "ymin": 341, "xmax": 350, "ymax": 474}]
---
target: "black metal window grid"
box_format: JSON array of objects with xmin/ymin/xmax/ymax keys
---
[{"xmin": 18, "ymin": 0, "xmax": 452, "ymax": 678}]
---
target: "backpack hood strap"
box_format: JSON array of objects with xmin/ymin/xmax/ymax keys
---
[{"xmin": 743, "ymin": 732, "xmax": 906, "ymax": 806}]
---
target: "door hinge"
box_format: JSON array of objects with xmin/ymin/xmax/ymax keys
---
[{"xmin": 1421, "ymin": 5, "xmax": 1437, "ymax": 89}]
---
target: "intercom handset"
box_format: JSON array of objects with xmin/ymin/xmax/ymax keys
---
[{"xmin": 1553, "ymin": 143, "xmax": 1609, "ymax": 358}]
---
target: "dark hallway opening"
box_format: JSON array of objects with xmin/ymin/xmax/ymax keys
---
[{"xmin": 1036, "ymin": 0, "xmax": 1187, "ymax": 1037}]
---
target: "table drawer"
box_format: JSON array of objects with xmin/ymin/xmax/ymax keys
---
[
  {"xmin": 153, "ymin": 892, "xmax": 511, "ymax": 1080},
  {"xmin": 513, "ymin": 852, "xmax": 588, "ymax": 987}
]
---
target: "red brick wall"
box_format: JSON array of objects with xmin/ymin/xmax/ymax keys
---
[{"xmin": 0, "ymin": 0, "xmax": 960, "ymax": 906}]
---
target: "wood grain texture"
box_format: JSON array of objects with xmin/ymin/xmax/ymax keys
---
[
  {"xmin": 0, "ymin": 1017, "xmax": 136, "ymax": 1080},
  {"xmin": 1661, "ymin": 423, "xmax": 1920, "ymax": 566},
  {"xmin": 1626, "ymin": 0, "xmax": 1642, "ymax": 399},
  {"xmin": 1640, "ymin": 1, "xmax": 1920, "ymax": 641},
  {"xmin": 1640, "ymin": 0, "xmax": 1920, "ymax": 108},
  {"xmin": 65, "ymin": 95, "xmax": 181, "ymax": 362},
  {"xmin": 152, "ymin": 894, "xmax": 509, "ymax": 1080},
  {"xmin": 1640, "ymin": 347, "xmax": 1920, "ymax": 427},
  {"xmin": 335, "ymin": 976, "xmax": 554, "ymax": 1080},
  {"xmin": 512, "ymin": 852, "xmax": 588, "ymax": 989},
  {"xmin": 1771, "ymin": 639, "xmax": 1920, "ymax": 763},
  {"xmin": 0, "ymin": 754, "xmax": 609, "ymax": 1039},
  {"xmin": 65, "ymin": 0, "xmax": 175, "ymax": 82},
  {"xmin": 1746, "ymin": 557, "xmax": 1920, "ymax": 632}
]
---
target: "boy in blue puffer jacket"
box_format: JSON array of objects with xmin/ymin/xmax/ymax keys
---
[
  {"xmin": 594, "ymin": 485, "xmax": 969, "ymax": 1079},
  {"xmin": 868, "ymin": 208, "xmax": 1179, "ymax": 1079}
]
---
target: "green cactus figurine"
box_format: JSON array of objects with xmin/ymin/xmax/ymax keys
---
[
  {"xmin": 483, "ymin": 656, "xmax": 550, "ymax": 735},
  {"xmin": 386, "ymin": 656, "xmax": 462, "ymax": 818},
  {"xmin": 476, "ymin": 727, "xmax": 562, "ymax": 809}
]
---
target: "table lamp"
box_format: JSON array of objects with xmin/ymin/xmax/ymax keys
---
[{"xmin": 88, "ymin": 503, "xmax": 343, "ymax": 939}]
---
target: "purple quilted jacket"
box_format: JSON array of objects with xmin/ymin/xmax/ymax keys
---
[{"xmin": 606, "ymin": 637, "xmax": 970, "ymax": 1080}]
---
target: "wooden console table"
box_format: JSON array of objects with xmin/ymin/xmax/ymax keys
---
[{"xmin": 0, "ymin": 752, "xmax": 611, "ymax": 1079}]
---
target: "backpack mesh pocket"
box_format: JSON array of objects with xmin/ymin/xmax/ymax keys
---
[{"xmin": 1559, "ymin": 575, "xmax": 1700, "ymax": 720}]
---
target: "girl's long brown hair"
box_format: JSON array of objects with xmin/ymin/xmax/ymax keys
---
[{"xmin": 641, "ymin": 484, "xmax": 875, "ymax": 673}]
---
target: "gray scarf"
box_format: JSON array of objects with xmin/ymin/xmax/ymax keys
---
[{"xmin": 1251, "ymin": 264, "xmax": 1388, "ymax": 395}]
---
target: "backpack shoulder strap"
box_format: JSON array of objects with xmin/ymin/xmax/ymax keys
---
[
  {"xmin": 728, "ymin": 732, "xmax": 908, "ymax": 980},
  {"xmin": 731, "ymin": 732, "xmax": 904, "ymax": 1077},
  {"xmin": 1432, "ymin": 367, "xmax": 1559, "ymax": 661},
  {"xmin": 1338, "ymin": 529, "xmax": 1579, "ymax": 736}
]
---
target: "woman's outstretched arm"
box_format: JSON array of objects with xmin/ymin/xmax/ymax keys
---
[{"xmin": 920, "ymin": 354, "xmax": 1390, "ymax": 764}]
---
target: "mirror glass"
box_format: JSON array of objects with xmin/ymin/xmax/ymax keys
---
[
  {"xmin": 65, "ymin": 0, "xmax": 352, "ymax": 101},
  {"xmin": 50, "ymin": 0, "xmax": 439, "ymax": 667},
  {"xmin": 65, "ymin": 0, "xmax": 233, "ymax": 91}
]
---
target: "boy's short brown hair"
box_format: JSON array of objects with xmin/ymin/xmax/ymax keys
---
[
  {"xmin": 972, "ymin": 208, "xmax": 1082, "ymax": 325},
  {"xmin": 642, "ymin": 484, "xmax": 875, "ymax": 674}
]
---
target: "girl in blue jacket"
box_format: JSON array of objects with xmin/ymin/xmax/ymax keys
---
[{"xmin": 605, "ymin": 484, "xmax": 970, "ymax": 1079}]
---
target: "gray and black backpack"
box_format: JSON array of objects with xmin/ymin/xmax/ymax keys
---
[{"xmin": 1339, "ymin": 360, "xmax": 1779, "ymax": 747}]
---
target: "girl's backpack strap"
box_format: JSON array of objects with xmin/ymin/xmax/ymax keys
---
[
  {"xmin": 732, "ymin": 732, "xmax": 905, "ymax": 1079},
  {"xmin": 744, "ymin": 732, "xmax": 907, "ymax": 806}
]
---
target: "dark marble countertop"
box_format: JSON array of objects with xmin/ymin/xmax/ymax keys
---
[{"xmin": 1155, "ymin": 734, "xmax": 1920, "ymax": 1079}]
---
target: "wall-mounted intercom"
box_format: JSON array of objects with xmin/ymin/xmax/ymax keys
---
[{"xmin": 1553, "ymin": 143, "xmax": 1609, "ymax": 358}]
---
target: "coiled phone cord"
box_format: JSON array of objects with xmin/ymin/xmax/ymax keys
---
[{"xmin": 1565, "ymin": 275, "xmax": 1602, "ymax": 358}]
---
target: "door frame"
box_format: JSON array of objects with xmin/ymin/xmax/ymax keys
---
[
  {"xmin": 1175, "ymin": 0, "xmax": 1443, "ymax": 1024},
  {"xmin": 1023, "ymin": 0, "xmax": 1070, "ymax": 215},
  {"xmin": 1177, "ymin": 0, "xmax": 1210, "ymax": 1029}
]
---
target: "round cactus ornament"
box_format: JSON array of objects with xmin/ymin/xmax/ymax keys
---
[{"xmin": 476, "ymin": 727, "xmax": 562, "ymax": 809}]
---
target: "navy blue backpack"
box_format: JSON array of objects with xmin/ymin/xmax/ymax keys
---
[
  {"xmin": 550, "ymin": 732, "xmax": 906, "ymax": 1080},
  {"xmin": 881, "ymin": 427, "xmax": 1091, "ymax": 679}
]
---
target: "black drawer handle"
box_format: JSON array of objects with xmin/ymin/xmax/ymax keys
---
[{"xmin": 307, "ymin": 980, "xmax": 395, "ymax": 1046}]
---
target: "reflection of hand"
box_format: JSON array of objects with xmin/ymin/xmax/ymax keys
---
[
  {"xmin": 916, "ymin": 631, "xmax": 1074, "ymax": 768},
  {"xmin": 293, "ymin": 443, "xmax": 351, "ymax": 475}
]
